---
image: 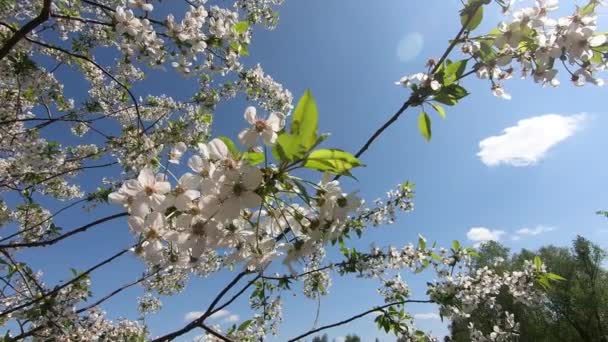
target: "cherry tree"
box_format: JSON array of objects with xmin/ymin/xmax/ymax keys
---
[{"xmin": 0, "ymin": 0, "xmax": 605, "ymax": 340}]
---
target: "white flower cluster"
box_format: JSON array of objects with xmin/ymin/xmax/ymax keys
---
[
  {"xmin": 137, "ymin": 292, "xmax": 162, "ymax": 315},
  {"xmin": 378, "ymin": 274, "xmax": 411, "ymax": 303},
  {"xmin": 109, "ymin": 106, "xmax": 362, "ymax": 274},
  {"xmin": 359, "ymin": 183, "xmax": 415, "ymax": 227},
  {"xmin": 396, "ymin": 1, "xmax": 608, "ymax": 100},
  {"xmin": 472, "ymin": 0, "xmax": 607, "ymax": 97},
  {"xmin": 469, "ymin": 311, "xmax": 519, "ymax": 342},
  {"xmin": 241, "ymin": 64, "xmax": 294, "ymax": 114},
  {"xmin": 429, "ymin": 260, "xmax": 544, "ymax": 338}
]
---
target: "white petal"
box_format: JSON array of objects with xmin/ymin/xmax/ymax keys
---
[
  {"xmin": 137, "ymin": 168, "xmax": 156, "ymax": 187},
  {"xmin": 128, "ymin": 216, "xmax": 145, "ymax": 233},
  {"xmin": 108, "ymin": 191, "xmax": 126, "ymax": 204},
  {"xmin": 208, "ymin": 138, "xmax": 229, "ymax": 160},
  {"xmin": 124, "ymin": 179, "xmax": 144, "ymax": 196},
  {"xmin": 188, "ymin": 155, "xmax": 204, "ymax": 172},
  {"xmin": 266, "ymin": 112, "xmax": 284, "ymax": 132},
  {"xmin": 180, "ymin": 173, "xmax": 201, "ymax": 189},
  {"xmin": 244, "ymin": 106, "xmax": 257, "ymax": 124},
  {"xmin": 131, "ymin": 201, "xmax": 150, "ymax": 218},
  {"xmin": 154, "ymin": 181, "xmax": 171, "ymax": 194},
  {"xmin": 239, "ymin": 191, "xmax": 262, "ymax": 209},
  {"xmin": 238, "ymin": 128, "xmax": 259, "ymax": 147},
  {"xmin": 261, "ymin": 129, "xmax": 277, "ymax": 146},
  {"xmin": 242, "ymin": 166, "xmax": 263, "ymax": 190},
  {"xmin": 589, "ymin": 34, "xmax": 606, "ymax": 47}
]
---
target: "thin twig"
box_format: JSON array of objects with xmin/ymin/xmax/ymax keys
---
[
  {"xmin": 0, "ymin": 212, "xmax": 128, "ymax": 249},
  {"xmin": 0, "ymin": 245, "xmax": 135, "ymax": 319},
  {"xmin": 151, "ymin": 270, "xmax": 251, "ymax": 342},
  {"xmin": 287, "ymin": 299, "xmax": 433, "ymax": 341},
  {"xmin": 0, "ymin": 0, "xmax": 52, "ymax": 61}
]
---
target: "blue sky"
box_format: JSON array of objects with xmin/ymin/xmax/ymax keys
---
[{"xmin": 7, "ymin": 0, "xmax": 608, "ymax": 341}]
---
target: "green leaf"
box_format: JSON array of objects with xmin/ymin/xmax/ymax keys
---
[
  {"xmin": 237, "ymin": 319, "xmax": 253, "ymax": 331},
  {"xmin": 433, "ymin": 84, "xmax": 469, "ymax": 106},
  {"xmin": 452, "ymin": 240, "xmax": 461, "ymax": 251},
  {"xmin": 461, "ymin": 1, "xmax": 484, "ymax": 31},
  {"xmin": 431, "ymin": 103, "xmax": 446, "ymax": 119},
  {"xmin": 232, "ymin": 21, "xmax": 249, "ymax": 34},
  {"xmin": 274, "ymin": 133, "xmax": 306, "ymax": 161},
  {"xmin": 537, "ymin": 276, "xmax": 551, "ymax": 290},
  {"xmin": 272, "ymin": 90, "xmax": 321, "ymax": 163},
  {"xmin": 430, "ymin": 253, "xmax": 443, "ymax": 263},
  {"xmin": 418, "ymin": 235, "xmax": 427, "ymax": 250},
  {"xmin": 443, "ymin": 59, "xmax": 468, "ymax": 85},
  {"xmin": 478, "ymin": 40, "xmax": 497, "ymax": 62},
  {"xmin": 243, "ymin": 151, "xmax": 264, "ymax": 165},
  {"xmin": 580, "ymin": 1, "xmax": 596, "ymax": 16},
  {"xmin": 303, "ymin": 149, "xmax": 364, "ymax": 175},
  {"xmin": 291, "ymin": 90, "xmax": 318, "ymax": 150},
  {"xmin": 418, "ymin": 112, "xmax": 432, "ymax": 141},
  {"xmin": 217, "ymin": 136, "xmax": 240, "ymax": 158},
  {"xmin": 465, "ymin": 247, "xmax": 480, "ymax": 257},
  {"xmin": 591, "ymin": 50, "xmax": 604, "ymax": 65},
  {"xmin": 534, "ymin": 256, "xmax": 543, "ymax": 271},
  {"xmin": 546, "ymin": 272, "xmax": 566, "ymax": 281}
]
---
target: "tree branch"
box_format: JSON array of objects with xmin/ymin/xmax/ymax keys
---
[
  {"xmin": 0, "ymin": 245, "xmax": 134, "ymax": 319},
  {"xmin": 0, "ymin": 0, "xmax": 52, "ymax": 61},
  {"xmin": 0, "ymin": 212, "xmax": 128, "ymax": 249},
  {"xmin": 336, "ymin": 2, "xmax": 483, "ymax": 181},
  {"xmin": 151, "ymin": 270, "xmax": 251, "ymax": 342},
  {"xmin": 287, "ymin": 299, "xmax": 433, "ymax": 341}
]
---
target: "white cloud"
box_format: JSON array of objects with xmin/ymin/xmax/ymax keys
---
[
  {"xmin": 184, "ymin": 309, "xmax": 233, "ymax": 323},
  {"xmin": 224, "ymin": 314, "xmax": 240, "ymax": 323},
  {"xmin": 184, "ymin": 311, "xmax": 204, "ymax": 322},
  {"xmin": 414, "ymin": 312, "xmax": 440, "ymax": 320},
  {"xmin": 334, "ymin": 337, "xmax": 346, "ymax": 342},
  {"xmin": 515, "ymin": 225, "xmax": 555, "ymax": 236},
  {"xmin": 209, "ymin": 309, "xmax": 230, "ymax": 320},
  {"xmin": 396, "ymin": 32, "xmax": 424, "ymax": 62},
  {"xmin": 467, "ymin": 227, "xmax": 506, "ymax": 245},
  {"xmin": 478, "ymin": 114, "xmax": 586, "ymax": 167}
]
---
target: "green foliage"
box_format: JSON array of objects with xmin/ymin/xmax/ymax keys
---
[
  {"xmin": 344, "ymin": 334, "xmax": 362, "ymax": 342},
  {"xmin": 311, "ymin": 334, "xmax": 328, "ymax": 342},
  {"xmin": 460, "ymin": 0, "xmax": 485, "ymax": 31},
  {"xmin": 232, "ymin": 21, "xmax": 249, "ymax": 34},
  {"xmin": 302, "ymin": 149, "xmax": 364, "ymax": 175},
  {"xmin": 432, "ymin": 84, "xmax": 469, "ymax": 106},
  {"xmin": 418, "ymin": 112, "xmax": 432, "ymax": 141},
  {"xmin": 374, "ymin": 306, "xmax": 411, "ymax": 336},
  {"xmin": 289, "ymin": 89, "xmax": 319, "ymax": 151},
  {"xmin": 450, "ymin": 236, "xmax": 608, "ymax": 342},
  {"xmin": 431, "ymin": 103, "xmax": 446, "ymax": 119},
  {"xmin": 218, "ymin": 136, "xmax": 265, "ymax": 165},
  {"xmin": 443, "ymin": 59, "xmax": 468, "ymax": 86},
  {"xmin": 274, "ymin": 90, "xmax": 319, "ymax": 161},
  {"xmin": 273, "ymin": 91, "xmax": 362, "ymax": 175}
]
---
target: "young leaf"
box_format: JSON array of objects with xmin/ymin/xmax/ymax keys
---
[
  {"xmin": 433, "ymin": 84, "xmax": 469, "ymax": 106},
  {"xmin": 303, "ymin": 149, "xmax": 364, "ymax": 175},
  {"xmin": 418, "ymin": 112, "xmax": 432, "ymax": 141},
  {"xmin": 291, "ymin": 89, "xmax": 318, "ymax": 150},
  {"xmin": 534, "ymin": 256, "xmax": 543, "ymax": 271},
  {"xmin": 443, "ymin": 59, "xmax": 468, "ymax": 85},
  {"xmin": 461, "ymin": 0, "xmax": 484, "ymax": 31},
  {"xmin": 232, "ymin": 21, "xmax": 249, "ymax": 34},
  {"xmin": 273, "ymin": 133, "xmax": 306, "ymax": 161},
  {"xmin": 243, "ymin": 151, "xmax": 264, "ymax": 165},
  {"xmin": 217, "ymin": 136, "xmax": 240, "ymax": 158},
  {"xmin": 431, "ymin": 103, "xmax": 446, "ymax": 118},
  {"xmin": 546, "ymin": 272, "xmax": 566, "ymax": 281}
]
